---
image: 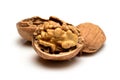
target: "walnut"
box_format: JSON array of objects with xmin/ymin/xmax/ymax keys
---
[
  {"xmin": 32, "ymin": 21, "xmax": 84, "ymax": 60},
  {"xmin": 77, "ymin": 23, "xmax": 106, "ymax": 53},
  {"xmin": 16, "ymin": 16, "xmax": 106, "ymax": 61},
  {"xmin": 16, "ymin": 16, "xmax": 72, "ymax": 41}
]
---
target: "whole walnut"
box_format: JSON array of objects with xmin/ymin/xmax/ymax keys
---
[{"xmin": 77, "ymin": 23, "xmax": 106, "ymax": 53}]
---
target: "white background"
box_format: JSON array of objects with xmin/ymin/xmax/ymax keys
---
[{"xmin": 0, "ymin": 0, "xmax": 120, "ymax": 80}]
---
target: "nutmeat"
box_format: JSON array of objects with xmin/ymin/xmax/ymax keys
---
[{"xmin": 32, "ymin": 21, "xmax": 84, "ymax": 60}]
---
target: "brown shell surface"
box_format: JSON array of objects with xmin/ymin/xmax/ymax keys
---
[
  {"xmin": 16, "ymin": 16, "xmax": 48, "ymax": 41},
  {"xmin": 17, "ymin": 23, "xmax": 37, "ymax": 41},
  {"xmin": 77, "ymin": 23, "xmax": 106, "ymax": 53},
  {"xmin": 33, "ymin": 40, "xmax": 83, "ymax": 60}
]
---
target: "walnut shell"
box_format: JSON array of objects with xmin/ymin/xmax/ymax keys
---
[
  {"xmin": 33, "ymin": 41, "xmax": 83, "ymax": 60},
  {"xmin": 77, "ymin": 23, "xmax": 106, "ymax": 53},
  {"xmin": 16, "ymin": 16, "xmax": 48, "ymax": 41},
  {"xmin": 32, "ymin": 21, "xmax": 84, "ymax": 60}
]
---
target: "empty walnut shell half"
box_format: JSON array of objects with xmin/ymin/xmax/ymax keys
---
[
  {"xmin": 16, "ymin": 16, "xmax": 48, "ymax": 41},
  {"xmin": 77, "ymin": 23, "xmax": 106, "ymax": 53},
  {"xmin": 32, "ymin": 21, "xmax": 84, "ymax": 60}
]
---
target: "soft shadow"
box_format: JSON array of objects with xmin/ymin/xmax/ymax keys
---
[
  {"xmin": 77, "ymin": 44, "xmax": 106, "ymax": 57},
  {"xmin": 33, "ymin": 55, "xmax": 79, "ymax": 69},
  {"xmin": 16, "ymin": 38, "xmax": 32, "ymax": 47}
]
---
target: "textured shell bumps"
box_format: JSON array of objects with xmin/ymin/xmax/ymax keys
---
[{"xmin": 77, "ymin": 23, "xmax": 106, "ymax": 53}]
